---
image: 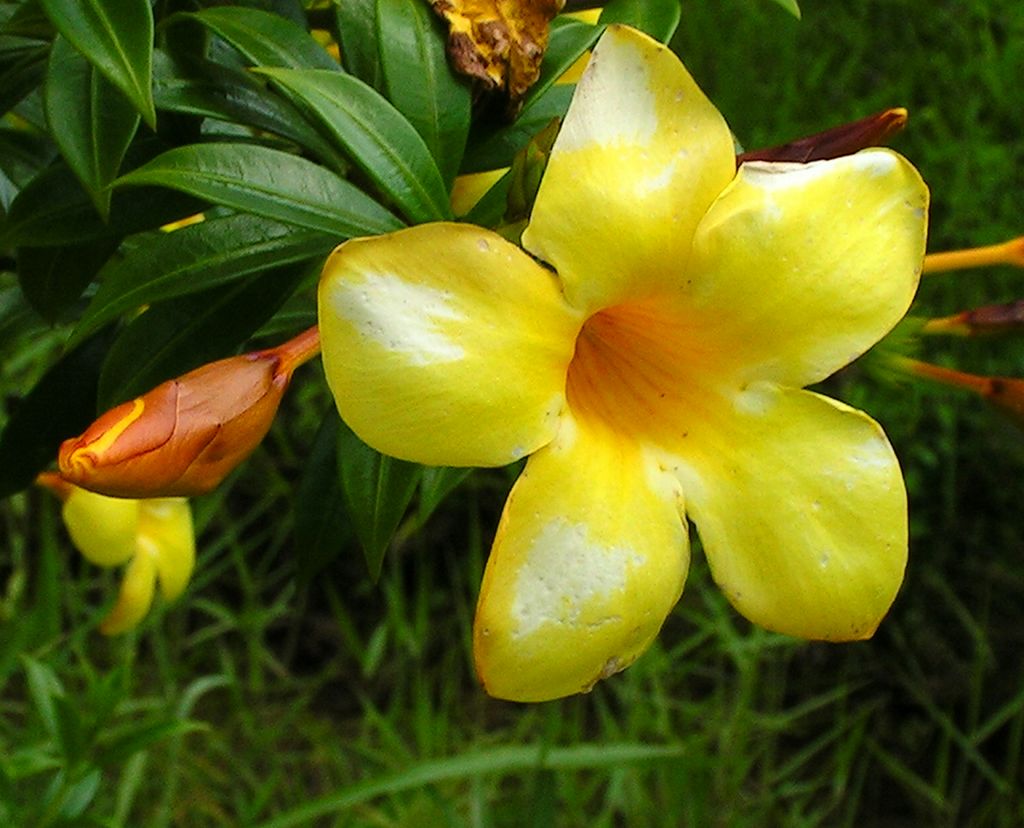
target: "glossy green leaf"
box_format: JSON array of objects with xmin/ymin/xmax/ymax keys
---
[
  {"xmin": 333, "ymin": 0, "xmax": 382, "ymax": 90},
  {"xmin": 97, "ymin": 260, "xmax": 310, "ymax": 408},
  {"xmin": 45, "ymin": 35, "xmax": 140, "ymax": 218},
  {"xmin": 0, "ymin": 1, "xmax": 53, "ymax": 39},
  {"xmin": 115, "ymin": 143, "xmax": 403, "ymax": 237},
  {"xmin": 151, "ymin": 49, "xmax": 343, "ymax": 166},
  {"xmin": 0, "ymin": 44, "xmax": 46, "ymax": 117},
  {"xmin": 0, "ymin": 127, "xmax": 55, "ymax": 212},
  {"xmin": 181, "ymin": 6, "xmax": 338, "ymax": 71},
  {"xmin": 70, "ymin": 212, "xmax": 336, "ymax": 347},
  {"xmin": 294, "ymin": 410, "xmax": 354, "ymax": 585},
  {"xmin": 0, "ymin": 329, "xmax": 112, "ymax": 499},
  {"xmin": 598, "ymin": 0, "xmax": 682, "ymax": 43},
  {"xmin": 0, "ymin": 153, "xmax": 202, "ymax": 248},
  {"xmin": 462, "ymin": 85, "xmax": 572, "ymax": 173},
  {"xmin": 258, "ymin": 68, "xmax": 451, "ymax": 223},
  {"xmin": 337, "ymin": 420, "xmax": 421, "ymax": 581},
  {"xmin": 16, "ymin": 237, "xmax": 119, "ymax": 323},
  {"xmin": 520, "ymin": 17, "xmax": 603, "ymax": 114},
  {"xmin": 418, "ymin": 466, "xmax": 472, "ymax": 526},
  {"xmin": 376, "ymin": 0, "xmax": 471, "ymax": 187},
  {"xmin": 38, "ymin": 0, "xmax": 156, "ymax": 127}
]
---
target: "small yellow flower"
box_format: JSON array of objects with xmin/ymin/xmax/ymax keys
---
[
  {"xmin": 317, "ymin": 26, "xmax": 929, "ymax": 701},
  {"xmin": 38, "ymin": 474, "xmax": 195, "ymax": 635}
]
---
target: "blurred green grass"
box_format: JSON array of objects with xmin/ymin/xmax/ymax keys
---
[{"xmin": 3, "ymin": 0, "xmax": 1024, "ymax": 825}]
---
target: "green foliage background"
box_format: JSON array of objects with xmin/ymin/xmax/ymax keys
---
[{"xmin": 2, "ymin": 0, "xmax": 1024, "ymax": 825}]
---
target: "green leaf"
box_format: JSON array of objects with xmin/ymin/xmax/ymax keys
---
[
  {"xmin": 38, "ymin": 0, "xmax": 156, "ymax": 127},
  {"xmin": 1, "ymin": 1, "xmax": 52, "ymax": 39},
  {"xmin": 418, "ymin": 466, "xmax": 472, "ymax": 526},
  {"xmin": 21, "ymin": 655, "xmax": 63, "ymax": 739},
  {"xmin": 0, "ymin": 44, "xmax": 46, "ymax": 117},
  {"xmin": 97, "ymin": 720, "xmax": 204, "ymax": 770},
  {"xmin": 55, "ymin": 767, "xmax": 102, "ymax": 819},
  {"xmin": 180, "ymin": 6, "xmax": 338, "ymax": 71},
  {"xmin": 294, "ymin": 410, "xmax": 354, "ymax": 584},
  {"xmin": 463, "ymin": 85, "xmax": 573, "ymax": 173},
  {"xmin": 376, "ymin": 0, "xmax": 471, "ymax": 188},
  {"xmin": 45, "ymin": 35, "xmax": 140, "ymax": 218},
  {"xmin": 598, "ymin": 0, "xmax": 682, "ymax": 43},
  {"xmin": 70, "ymin": 212, "xmax": 335, "ymax": 348},
  {"xmin": 151, "ymin": 49, "xmax": 344, "ymax": 167},
  {"xmin": 766, "ymin": 0, "xmax": 801, "ymax": 18},
  {"xmin": 0, "ymin": 329, "xmax": 111, "ymax": 499},
  {"xmin": 257, "ymin": 742, "xmax": 687, "ymax": 828},
  {"xmin": 337, "ymin": 419, "xmax": 421, "ymax": 581},
  {"xmin": 0, "ymin": 127, "xmax": 56, "ymax": 213},
  {"xmin": 333, "ymin": 0, "xmax": 382, "ymax": 90},
  {"xmin": 16, "ymin": 237, "xmax": 120, "ymax": 323},
  {"xmin": 258, "ymin": 68, "xmax": 452, "ymax": 223},
  {"xmin": 115, "ymin": 143, "xmax": 403, "ymax": 237},
  {"xmin": 96, "ymin": 261, "xmax": 310, "ymax": 408},
  {"xmin": 521, "ymin": 17, "xmax": 603, "ymax": 114},
  {"xmin": 0, "ymin": 153, "xmax": 202, "ymax": 248}
]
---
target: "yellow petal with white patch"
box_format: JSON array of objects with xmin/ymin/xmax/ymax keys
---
[
  {"xmin": 474, "ymin": 417, "xmax": 689, "ymax": 701},
  {"xmin": 137, "ymin": 498, "xmax": 195, "ymax": 601},
  {"xmin": 99, "ymin": 549, "xmax": 157, "ymax": 635},
  {"xmin": 319, "ymin": 223, "xmax": 581, "ymax": 467},
  {"xmin": 683, "ymin": 150, "xmax": 928, "ymax": 387},
  {"xmin": 61, "ymin": 488, "xmax": 138, "ymax": 567},
  {"xmin": 672, "ymin": 384, "xmax": 907, "ymax": 641},
  {"xmin": 522, "ymin": 25, "xmax": 735, "ymax": 313}
]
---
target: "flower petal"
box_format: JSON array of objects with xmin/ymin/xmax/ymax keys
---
[
  {"xmin": 684, "ymin": 150, "xmax": 928, "ymax": 386},
  {"xmin": 318, "ymin": 223, "xmax": 580, "ymax": 466},
  {"xmin": 671, "ymin": 384, "xmax": 907, "ymax": 641},
  {"xmin": 522, "ymin": 25, "xmax": 735, "ymax": 313},
  {"xmin": 137, "ymin": 498, "xmax": 195, "ymax": 601},
  {"xmin": 474, "ymin": 417, "xmax": 689, "ymax": 701},
  {"xmin": 61, "ymin": 489, "xmax": 139, "ymax": 567},
  {"xmin": 99, "ymin": 549, "xmax": 157, "ymax": 635}
]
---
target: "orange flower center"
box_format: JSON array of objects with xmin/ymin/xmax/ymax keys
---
[{"xmin": 565, "ymin": 299, "xmax": 725, "ymax": 446}]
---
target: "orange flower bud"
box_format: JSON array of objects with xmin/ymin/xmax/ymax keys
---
[
  {"xmin": 898, "ymin": 358, "xmax": 1024, "ymax": 428},
  {"xmin": 738, "ymin": 108, "xmax": 908, "ymax": 165},
  {"xmin": 58, "ymin": 326, "xmax": 320, "ymax": 498}
]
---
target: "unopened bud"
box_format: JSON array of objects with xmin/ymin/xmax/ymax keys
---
[
  {"xmin": 923, "ymin": 300, "xmax": 1024, "ymax": 337},
  {"xmin": 738, "ymin": 108, "xmax": 908, "ymax": 165},
  {"xmin": 897, "ymin": 358, "xmax": 1024, "ymax": 428},
  {"xmin": 59, "ymin": 327, "xmax": 320, "ymax": 498}
]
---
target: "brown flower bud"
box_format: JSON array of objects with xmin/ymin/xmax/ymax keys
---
[
  {"xmin": 58, "ymin": 327, "xmax": 320, "ymax": 498},
  {"xmin": 923, "ymin": 299, "xmax": 1024, "ymax": 337},
  {"xmin": 738, "ymin": 108, "xmax": 908, "ymax": 165}
]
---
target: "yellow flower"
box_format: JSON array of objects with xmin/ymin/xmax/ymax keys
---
[
  {"xmin": 38, "ymin": 474, "xmax": 195, "ymax": 635},
  {"xmin": 317, "ymin": 26, "xmax": 929, "ymax": 701}
]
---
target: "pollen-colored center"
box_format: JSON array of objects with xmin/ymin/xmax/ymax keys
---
[{"xmin": 565, "ymin": 300, "xmax": 723, "ymax": 445}]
